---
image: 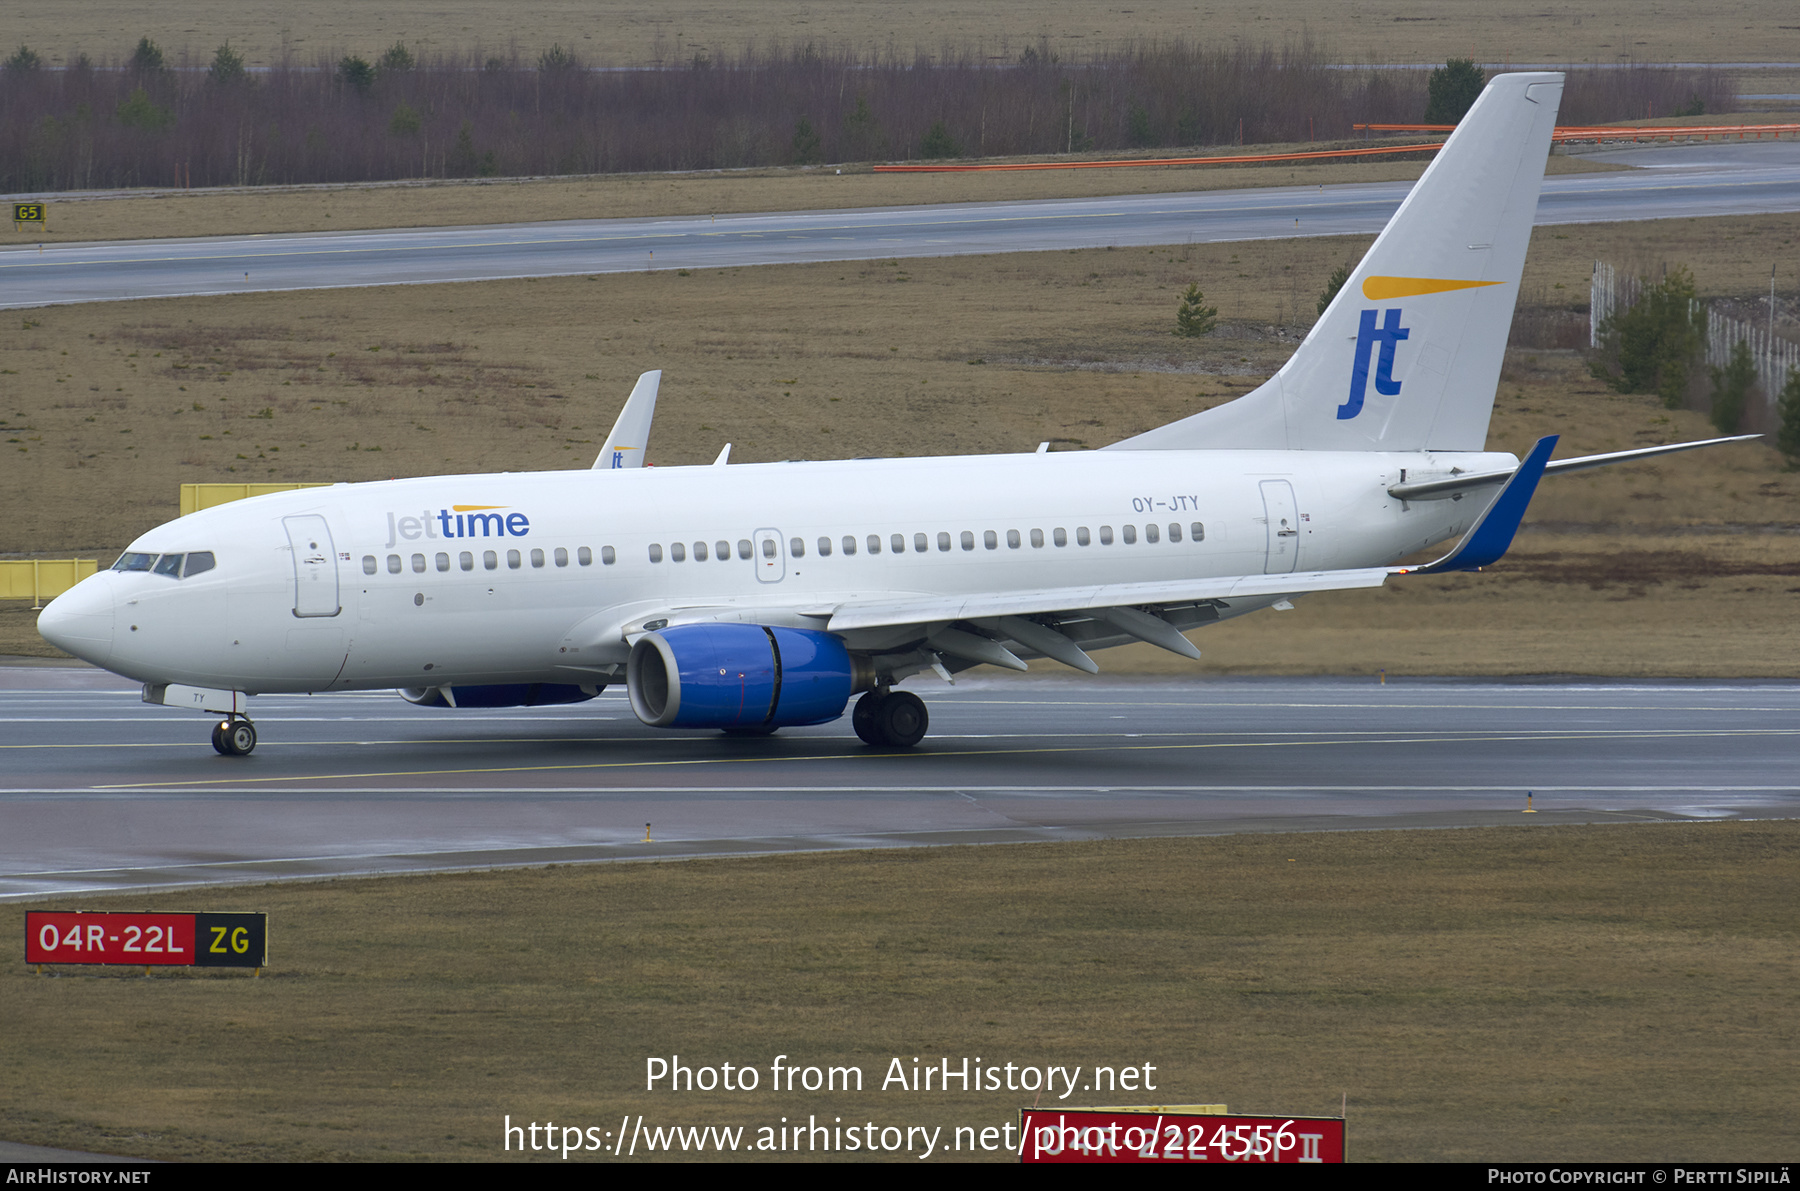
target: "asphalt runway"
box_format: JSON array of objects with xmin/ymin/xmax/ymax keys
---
[
  {"xmin": 4, "ymin": 142, "xmax": 1799, "ymax": 309},
  {"xmin": 2, "ymin": 663, "xmax": 1795, "ymax": 900}
]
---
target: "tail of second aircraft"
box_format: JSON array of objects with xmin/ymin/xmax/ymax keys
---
[{"xmin": 1109, "ymin": 72, "xmax": 1564, "ymax": 455}]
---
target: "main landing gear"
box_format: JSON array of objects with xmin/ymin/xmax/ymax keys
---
[
  {"xmin": 852, "ymin": 690, "xmax": 929, "ymax": 748},
  {"xmin": 211, "ymin": 717, "xmax": 257, "ymax": 757}
]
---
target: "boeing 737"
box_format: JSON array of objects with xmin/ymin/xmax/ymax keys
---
[{"xmin": 37, "ymin": 73, "xmax": 1750, "ymax": 755}]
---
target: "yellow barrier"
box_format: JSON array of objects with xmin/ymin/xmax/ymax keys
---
[
  {"xmin": 180, "ymin": 482, "xmax": 333, "ymax": 517},
  {"xmin": 0, "ymin": 559, "xmax": 98, "ymax": 607}
]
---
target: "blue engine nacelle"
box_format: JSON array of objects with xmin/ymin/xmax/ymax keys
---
[
  {"xmin": 399, "ymin": 683, "xmax": 601, "ymax": 709},
  {"xmin": 627, "ymin": 624, "xmax": 861, "ymax": 729}
]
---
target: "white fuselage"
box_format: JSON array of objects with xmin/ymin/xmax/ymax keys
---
[{"xmin": 40, "ymin": 447, "xmax": 1511, "ymax": 694}]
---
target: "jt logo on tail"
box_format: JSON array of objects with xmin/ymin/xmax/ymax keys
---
[{"xmin": 1339, "ymin": 308, "xmax": 1410, "ymax": 420}]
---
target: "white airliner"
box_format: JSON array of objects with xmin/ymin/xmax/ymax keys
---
[{"xmin": 38, "ymin": 73, "xmax": 1748, "ymax": 756}]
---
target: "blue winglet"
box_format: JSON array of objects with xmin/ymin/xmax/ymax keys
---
[{"xmin": 1397, "ymin": 435, "xmax": 1558, "ymax": 575}]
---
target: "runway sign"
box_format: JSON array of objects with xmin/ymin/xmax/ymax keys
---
[
  {"xmin": 26, "ymin": 911, "xmax": 268, "ymax": 969},
  {"xmin": 13, "ymin": 202, "xmax": 44, "ymax": 225},
  {"xmin": 1020, "ymin": 1109, "xmax": 1344, "ymax": 1163}
]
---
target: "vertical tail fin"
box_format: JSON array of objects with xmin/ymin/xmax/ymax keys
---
[
  {"xmin": 594, "ymin": 370, "xmax": 661, "ymax": 469},
  {"xmin": 1110, "ymin": 72, "xmax": 1564, "ymax": 454}
]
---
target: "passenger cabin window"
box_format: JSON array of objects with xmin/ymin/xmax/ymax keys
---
[
  {"xmin": 1030, "ymin": 529, "xmax": 1045, "ymax": 548},
  {"xmin": 1007, "ymin": 530, "xmax": 1021, "ymax": 549},
  {"xmin": 1191, "ymin": 522, "xmax": 1206, "ymax": 541},
  {"xmin": 914, "ymin": 533, "xmax": 928, "ymax": 553},
  {"xmin": 715, "ymin": 540, "xmax": 730, "ymax": 561},
  {"xmin": 555, "ymin": 547, "xmax": 569, "ymax": 567},
  {"xmin": 670, "ymin": 543, "xmax": 685, "ymax": 562},
  {"xmin": 1145, "ymin": 523, "xmax": 1160, "ymax": 543},
  {"xmin": 507, "ymin": 549, "xmax": 522, "ymax": 568},
  {"xmin": 818, "ymin": 537, "xmax": 833, "ymax": 557},
  {"xmin": 460, "ymin": 552, "xmax": 475, "ymax": 571},
  {"xmin": 412, "ymin": 554, "xmax": 427, "ymax": 573},
  {"xmin": 791, "ymin": 538, "xmax": 806, "ymax": 558},
  {"xmin": 737, "ymin": 540, "xmax": 752, "ymax": 560},
  {"xmin": 937, "ymin": 532, "xmax": 951, "ymax": 552},
  {"xmin": 890, "ymin": 534, "xmax": 905, "ymax": 554},
  {"xmin": 1076, "ymin": 527, "xmax": 1091, "ymax": 546},
  {"xmin": 866, "ymin": 535, "xmax": 881, "ymax": 555},
  {"xmin": 693, "ymin": 541, "xmax": 708, "ymax": 562},
  {"xmin": 387, "ymin": 554, "xmax": 402, "ymax": 574},
  {"xmin": 436, "ymin": 552, "xmax": 450, "ymax": 572},
  {"xmin": 960, "ymin": 531, "xmax": 975, "ymax": 551},
  {"xmin": 483, "ymin": 551, "xmax": 498, "ymax": 570},
  {"xmin": 1168, "ymin": 523, "xmax": 1183, "ymax": 543},
  {"xmin": 842, "ymin": 536, "xmax": 857, "ymax": 556},
  {"xmin": 531, "ymin": 548, "xmax": 546, "ymax": 568},
  {"xmin": 763, "ymin": 538, "xmax": 779, "ymax": 559},
  {"xmin": 648, "ymin": 544, "xmax": 664, "ymax": 563},
  {"xmin": 1122, "ymin": 525, "xmax": 1137, "ymax": 544},
  {"xmin": 362, "ymin": 555, "xmax": 378, "ymax": 575},
  {"xmin": 1099, "ymin": 526, "xmax": 1113, "ymax": 545},
  {"xmin": 1053, "ymin": 528, "xmax": 1068, "ymax": 547}
]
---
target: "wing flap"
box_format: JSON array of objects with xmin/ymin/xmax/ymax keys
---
[{"xmin": 824, "ymin": 568, "xmax": 1392, "ymax": 633}]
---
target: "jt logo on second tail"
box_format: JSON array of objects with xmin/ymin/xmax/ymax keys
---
[{"xmin": 1339, "ymin": 308, "xmax": 1410, "ymax": 420}]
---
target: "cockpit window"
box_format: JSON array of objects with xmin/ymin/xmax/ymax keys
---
[{"xmin": 113, "ymin": 551, "xmax": 216, "ymax": 577}]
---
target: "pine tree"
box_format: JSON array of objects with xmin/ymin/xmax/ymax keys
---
[
  {"xmin": 1776, "ymin": 369, "xmax": 1800, "ymax": 465},
  {"xmin": 792, "ymin": 118, "xmax": 823, "ymax": 164},
  {"xmin": 1174, "ymin": 284, "xmax": 1218, "ymax": 338},
  {"xmin": 1318, "ymin": 262, "xmax": 1352, "ymax": 316},
  {"xmin": 207, "ymin": 43, "xmax": 246, "ymax": 86},
  {"xmin": 1708, "ymin": 339, "xmax": 1756, "ymax": 434},
  {"xmin": 1425, "ymin": 59, "xmax": 1485, "ymax": 125},
  {"xmin": 1591, "ymin": 266, "xmax": 1705, "ymax": 409},
  {"xmin": 920, "ymin": 121, "xmax": 961, "ymax": 160}
]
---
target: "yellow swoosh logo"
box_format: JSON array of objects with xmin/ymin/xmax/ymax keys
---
[{"xmin": 1361, "ymin": 276, "xmax": 1503, "ymax": 301}]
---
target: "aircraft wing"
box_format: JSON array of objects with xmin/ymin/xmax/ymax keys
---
[
  {"xmin": 824, "ymin": 568, "xmax": 1391, "ymax": 633},
  {"xmin": 813, "ymin": 567, "xmax": 1393, "ymax": 673}
]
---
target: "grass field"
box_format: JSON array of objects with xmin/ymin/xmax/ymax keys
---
[
  {"xmin": 4, "ymin": 208, "xmax": 1797, "ymax": 673},
  {"xmin": 3, "ymin": 822, "xmax": 1794, "ymax": 1162},
  {"xmin": 8, "ymin": 1, "xmax": 1800, "ymax": 69}
]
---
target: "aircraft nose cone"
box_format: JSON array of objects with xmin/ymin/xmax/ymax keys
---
[{"xmin": 37, "ymin": 574, "xmax": 115, "ymax": 665}]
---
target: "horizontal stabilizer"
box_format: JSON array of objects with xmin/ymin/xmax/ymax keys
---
[
  {"xmin": 1395, "ymin": 435, "xmax": 1555, "ymax": 574},
  {"xmin": 1390, "ymin": 434, "xmax": 1760, "ymax": 500}
]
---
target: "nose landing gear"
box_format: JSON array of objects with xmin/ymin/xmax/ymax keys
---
[
  {"xmin": 852, "ymin": 689, "xmax": 929, "ymax": 748},
  {"xmin": 211, "ymin": 717, "xmax": 258, "ymax": 757}
]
